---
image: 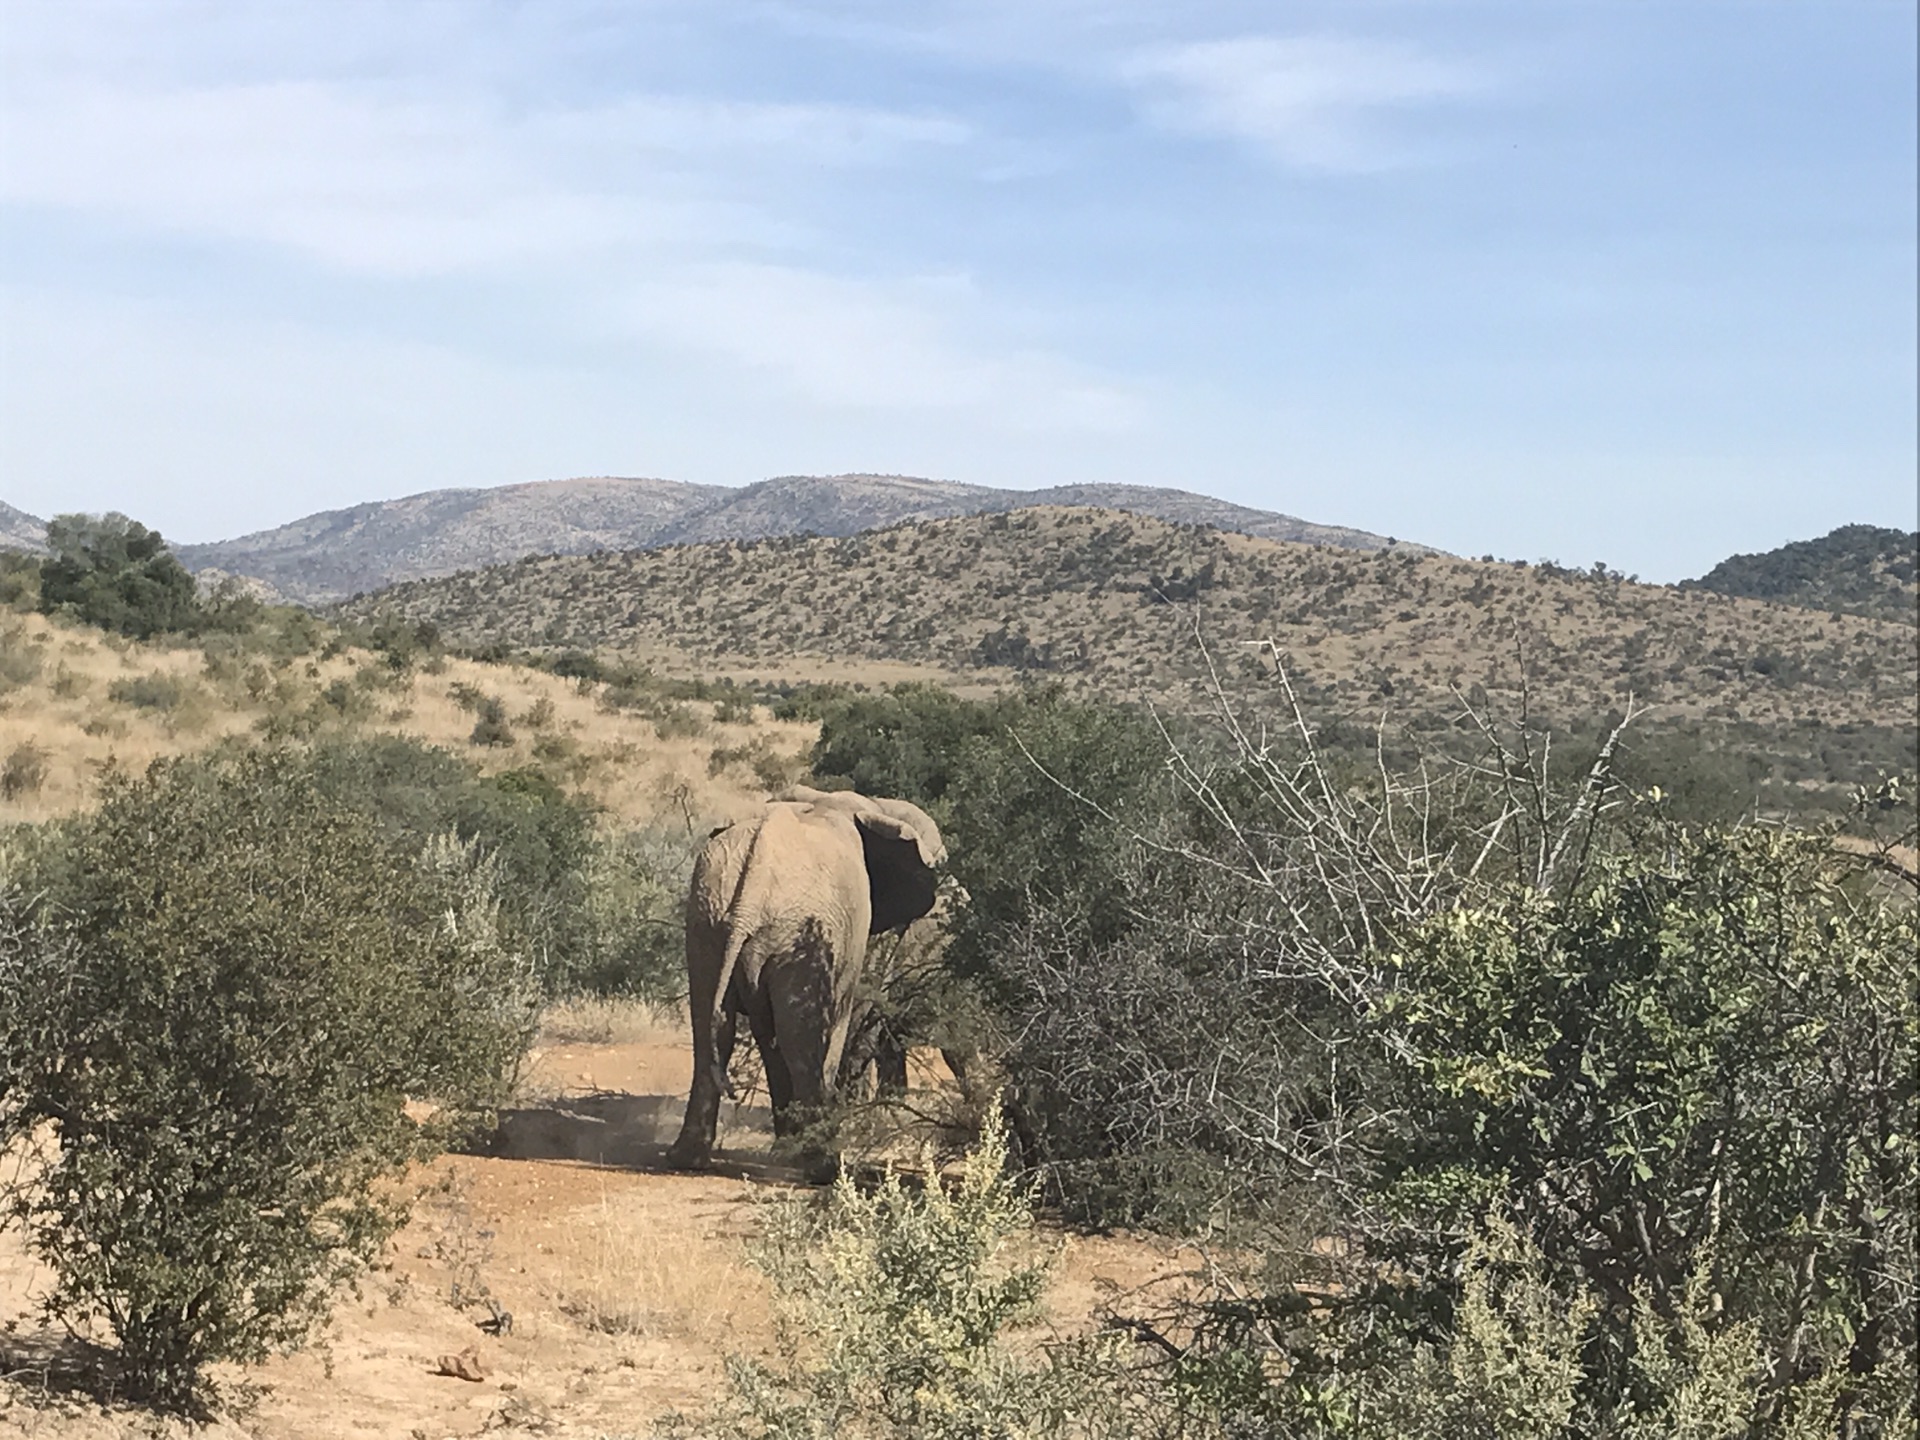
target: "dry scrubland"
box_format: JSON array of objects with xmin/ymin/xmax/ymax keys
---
[
  {"xmin": 3, "ymin": 512, "xmax": 1913, "ymax": 1437},
  {"xmin": 0, "ymin": 609, "xmax": 815, "ymax": 830},
  {"xmin": 2, "ymin": 1005, "xmax": 1191, "ymax": 1440},
  {"xmin": 344, "ymin": 505, "xmax": 1915, "ymax": 731}
]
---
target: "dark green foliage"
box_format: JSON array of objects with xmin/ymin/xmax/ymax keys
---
[
  {"xmin": 0, "ymin": 621, "xmax": 44, "ymax": 693},
  {"xmin": 107, "ymin": 672, "xmax": 190, "ymax": 711},
  {"xmin": 0, "ymin": 741, "xmax": 49, "ymax": 800},
  {"xmin": 0, "ymin": 550, "xmax": 41, "ymax": 608},
  {"xmin": 39, "ymin": 513, "xmax": 201, "ymax": 639},
  {"xmin": 349, "ymin": 615, "xmax": 442, "ymax": 673},
  {"xmin": 802, "ymin": 681, "xmax": 1175, "ymax": 969},
  {"xmin": 0, "ymin": 749, "xmax": 534, "ymax": 1410},
  {"xmin": 811, "ymin": 680, "xmax": 1917, "ymax": 1432},
  {"xmin": 468, "ymin": 693, "xmax": 514, "ymax": 746},
  {"xmin": 296, "ymin": 735, "xmax": 605, "ymax": 993},
  {"xmin": 1686, "ymin": 523, "xmax": 1919, "ymax": 623}
]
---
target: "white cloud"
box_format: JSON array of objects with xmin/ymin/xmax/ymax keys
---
[
  {"xmin": 0, "ymin": 76, "xmax": 966, "ymax": 277},
  {"xmin": 1122, "ymin": 35, "xmax": 1483, "ymax": 171},
  {"xmin": 624, "ymin": 261, "xmax": 1137, "ymax": 429}
]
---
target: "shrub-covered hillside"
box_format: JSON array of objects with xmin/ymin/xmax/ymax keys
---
[
  {"xmin": 1686, "ymin": 523, "xmax": 1918, "ymax": 623},
  {"xmin": 341, "ymin": 506, "xmax": 1919, "ymax": 812}
]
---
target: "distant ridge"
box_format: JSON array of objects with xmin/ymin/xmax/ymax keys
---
[
  {"xmin": 175, "ymin": 477, "xmax": 727, "ymax": 604},
  {"xmin": 172, "ymin": 473, "xmax": 1409, "ymax": 604}
]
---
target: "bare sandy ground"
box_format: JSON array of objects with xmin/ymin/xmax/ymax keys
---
[{"xmin": 0, "ymin": 1024, "xmax": 1191, "ymax": 1439}]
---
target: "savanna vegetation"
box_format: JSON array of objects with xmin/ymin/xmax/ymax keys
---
[
  {"xmin": 341, "ymin": 506, "xmax": 1918, "ymax": 822},
  {"xmin": 671, "ymin": 675, "xmax": 1916, "ymax": 1439},
  {"xmin": 0, "ymin": 515, "xmax": 807, "ymax": 1411},
  {"xmin": 1, "ymin": 512, "xmax": 1913, "ymax": 1436},
  {"xmin": 1686, "ymin": 524, "xmax": 1919, "ymax": 625}
]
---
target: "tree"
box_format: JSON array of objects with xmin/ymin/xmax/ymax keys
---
[{"xmin": 38, "ymin": 512, "xmax": 200, "ymax": 638}]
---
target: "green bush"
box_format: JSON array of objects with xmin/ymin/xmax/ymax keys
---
[
  {"xmin": 0, "ymin": 621, "xmax": 44, "ymax": 692},
  {"xmin": 298, "ymin": 734, "xmax": 684, "ymax": 998},
  {"xmin": 469, "ymin": 693, "xmax": 515, "ymax": 747},
  {"xmin": 38, "ymin": 513, "xmax": 201, "ymax": 639},
  {"xmin": 810, "ymin": 680, "xmax": 1917, "ymax": 1433},
  {"xmin": 0, "ymin": 749, "xmax": 535, "ymax": 1410},
  {"xmin": 665, "ymin": 1112, "xmax": 1139, "ymax": 1440},
  {"xmin": 0, "ymin": 741, "xmax": 49, "ymax": 801},
  {"xmin": 106, "ymin": 672, "xmax": 190, "ymax": 710},
  {"xmin": 1368, "ymin": 827, "xmax": 1916, "ymax": 1432},
  {"xmin": 0, "ymin": 550, "xmax": 41, "ymax": 609}
]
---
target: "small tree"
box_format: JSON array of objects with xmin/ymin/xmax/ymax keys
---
[
  {"xmin": 38, "ymin": 512, "xmax": 200, "ymax": 639},
  {"xmin": 0, "ymin": 749, "xmax": 536, "ymax": 1410}
]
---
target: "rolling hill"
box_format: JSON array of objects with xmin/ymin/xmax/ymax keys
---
[
  {"xmin": 170, "ymin": 474, "xmax": 1405, "ymax": 604},
  {"xmin": 341, "ymin": 506, "xmax": 1916, "ymax": 761},
  {"xmin": 1685, "ymin": 524, "xmax": 1918, "ymax": 624}
]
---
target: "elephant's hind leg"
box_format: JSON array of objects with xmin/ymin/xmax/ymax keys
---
[
  {"xmin": 766, "ymin": 935, "xmax": 851, "ymax": 1182},
  {"xmin": 669, "ymin": 923, "xmax": 729, "ymax": 1170}
]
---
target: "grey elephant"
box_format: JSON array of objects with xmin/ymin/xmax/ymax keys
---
[{"xmin": 666, "ymin": 785, "xmax": 947, "ymax": 1172}]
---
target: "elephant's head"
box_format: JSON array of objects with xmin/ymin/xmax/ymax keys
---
[{"xmin": 779, "ymin": 785, "xmax": 946, "ymax": 934}]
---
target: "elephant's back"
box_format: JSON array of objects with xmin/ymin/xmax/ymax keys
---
[{"xmin": 688, "ymin": 804, "xmax": 861, "ymax": 920}]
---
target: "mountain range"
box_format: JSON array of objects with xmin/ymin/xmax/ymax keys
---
[
  {"xmin": 4, "ymin": 479, "xmax": 1913, "ymax": 627},
  {"xmin": 1, "ymin": 475, "xmax": 1404, "ymax": 604},
  {"xmin": 184, "ymin": 475, "xmax": 1418, "ymax": 603}
]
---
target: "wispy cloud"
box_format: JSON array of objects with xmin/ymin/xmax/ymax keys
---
[
  {"xmin": 1122, "ymin": 35, "xmax": 1484, "ymax": 172},
  {"xmin": 624, "ymin": 261, "xmax": 1137, "ymax": 429},
  {"xmin": 0, "ymin": 9, "xmax": 1126, "ymax": 430},
  {"xmin": 0, "ymin": 78, "xmax": 964, "ymax": 276}
]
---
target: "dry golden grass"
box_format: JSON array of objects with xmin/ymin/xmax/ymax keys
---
[
  {"xmin": 0, "ymin": 611, "xmax": 816, "ymax": 830},
  {"xmin": 548, "ymin": 1186, "xmax": 767, "ymax": 1346},
  {"xmin": 535, "ymin": 995, "xmax": 678, "ymax": 1049}
]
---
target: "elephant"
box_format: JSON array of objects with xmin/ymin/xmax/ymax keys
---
[{"xmin": 666, "ymin": 785, "xmax": 947, "ymax": 1174}]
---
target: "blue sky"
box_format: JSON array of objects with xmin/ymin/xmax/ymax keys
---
[{"xmin": 0, "ymin": 1, "xmax": 1912, "ymax": 581}]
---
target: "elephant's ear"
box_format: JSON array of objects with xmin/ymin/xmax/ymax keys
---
[{"xmin": 849, "ymin": 800, "xmax": 946, "ymax": 936}]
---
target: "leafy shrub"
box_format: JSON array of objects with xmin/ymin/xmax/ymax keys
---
[
  {"xmin": 0, "ymin": 749, "xmax": 535, "ymax": 1410},
  {"xmin": 811, "ymin": 677, "xmax": 1916, "ymax": 1433},
  {"xmin": 0, "ymin": 741, "xmax": 49, "ymax": 801},
  {"xmin": 571, "ymin": 823, "xmax": 695, "ymax": 1000},
  {"xmin": 0, "ymin": 550, "xmax": 41, "ymax": 609},
  {"xmin": 38, "ymin": 513, "xmax": 201, "ymax": 639},
  {"xmin": 106, "ymin": 672, "xmax": 189, "ymax": 711},
  {"xmin": 666, "ymin": 1112, "xmax": 1138, "ymax": 1440},
  {"xmin": 1369, "ymin": 827, "xmax": 1916, "ymax": 1431},
  {"xmin": 469, "ymin": 693, "xmax": 515, "ymax": 747},
  {"xmin": 296, "ymin": 735, "xmax": 683, "ymax": 998},
  {"xmin": 0, "ymin": 622, "xmax": 44, "ymax": 692}
]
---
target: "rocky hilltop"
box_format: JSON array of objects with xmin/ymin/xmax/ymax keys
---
[
  {"xmin": 169, "ymin": 473, "xmax": 1403, "ymax": 603},
  {"xmin": 0, "ymin": 502, "xmax": 47, "ymax": 553},
  {"xmin": 174, "ymin": 477, "xmax": 728, "ymax": 604}
]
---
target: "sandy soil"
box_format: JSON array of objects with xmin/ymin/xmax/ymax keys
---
[{"xmin": 0, "ymin": 1024, "xmax": 1192, "ymax": 1440}]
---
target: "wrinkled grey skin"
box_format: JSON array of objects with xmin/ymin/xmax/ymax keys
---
[{"xmin": 666, "ymin": 786, "xmax": 946, "ymax": 1172}]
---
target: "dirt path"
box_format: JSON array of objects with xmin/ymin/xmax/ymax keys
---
[{"xmin": 0, "ymin": 1027, "xmax": 1191, "ymax": 1439}]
